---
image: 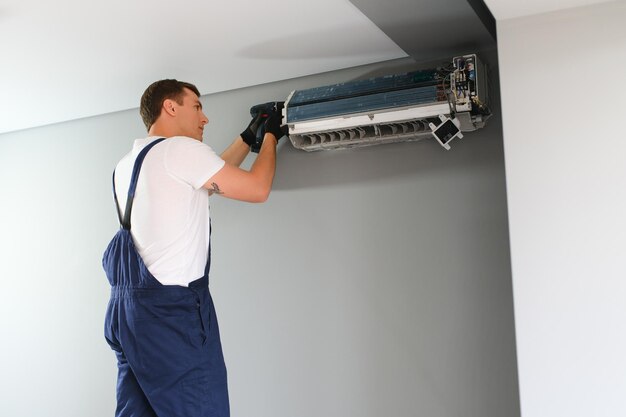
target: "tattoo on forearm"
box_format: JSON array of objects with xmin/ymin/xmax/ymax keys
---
[{"xmin": 208, "ymin": 182, "xmax": 223, "ymax": 196}]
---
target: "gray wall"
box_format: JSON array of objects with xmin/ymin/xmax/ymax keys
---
[{"xmin": 0, "ymin": 53, "xmax": 518, "ymax": 417}]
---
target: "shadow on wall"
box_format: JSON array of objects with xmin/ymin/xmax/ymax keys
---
[
  {"xmin": 236, "ymin": 18, "xmax": 491, "ymax": 63},
  {"xmin": 235, "ymin": 24, "xmax": 403, "ymax": 60},
  {"xmin": 273, "ymin": 128, "xmax": 498, "ymax": 191}
]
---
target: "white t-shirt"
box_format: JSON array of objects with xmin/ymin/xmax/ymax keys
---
[{"xmin": 113, "ymin": 136, "xmax": 226, "ymax": 286}]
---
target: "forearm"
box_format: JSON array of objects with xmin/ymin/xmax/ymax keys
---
[
  {"xmin": 220, "ymin": 137, "xmax": 250, "ymax": 167},
  {"xmin": 204, "ymin": 133, "xmax": 277, "ymax": 203},
  {"xmin": 249, "ymin": 133, "xmax": 277, "ymax": 197}
]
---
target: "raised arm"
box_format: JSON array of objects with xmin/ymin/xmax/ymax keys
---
[
  {"xmin": 220, "ymin": 110, "xmax": 269, "ymax": 166},
  {"xmin": 205, "ymin": 133, "xmax": 277, "ymax": 202},
  {"xmin": 220, "ymin": 136, "xmax": 250, "ymax": 167},
  {"xmin": 208, "ymin": 110, "xmax": 284, "ymax": 202}
]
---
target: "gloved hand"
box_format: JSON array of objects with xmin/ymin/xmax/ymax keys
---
[
  {"xmin": 264, "ymin": 111, "xmax": 286, "ymax": 142},
  {"xmin": 250, "ymin": 111, "xmax": 285, "ymax": 153},
  {"xmin": 240, "ymin": 112, "xmax": 266, "ymax": 147}
]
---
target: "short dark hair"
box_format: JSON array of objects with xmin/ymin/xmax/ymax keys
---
[{"xmin": 140, "ymin": 79, "xmax": 201, "ymax": 131}]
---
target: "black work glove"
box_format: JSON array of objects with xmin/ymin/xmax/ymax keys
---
[
  {"xmin": 265, "ymin": 111, "xmax": 287, "ymax": 141},
  {"xmin": 240, "ymin": 112, "xmax": 266, "ymax": 147},
  {"xmin": 250, "ymin": 111, "xmax": 286, "ymax": 153}
]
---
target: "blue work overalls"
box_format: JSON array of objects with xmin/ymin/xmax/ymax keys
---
[{"xmin": 102, "ymin": 138, "xmax": 229, "ymax": 417}]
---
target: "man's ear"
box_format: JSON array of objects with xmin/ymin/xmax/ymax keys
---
[{"xmin": 163, "ymin": 99, "xmax": 176, "ymax": 117}]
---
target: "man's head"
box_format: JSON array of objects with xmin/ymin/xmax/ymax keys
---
[{"xmin": 140, "ymin": 79, "xmax": 208, "ymax": 140}]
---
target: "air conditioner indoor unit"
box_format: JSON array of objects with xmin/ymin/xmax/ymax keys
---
[{"xmin": 283, "ymin": 54, "xmax": 491, "ymax": 151}]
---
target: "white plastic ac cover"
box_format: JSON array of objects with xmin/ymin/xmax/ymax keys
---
[{"xmin": 284, "ymin": 54, "xmax": 491, "ymax": 151}]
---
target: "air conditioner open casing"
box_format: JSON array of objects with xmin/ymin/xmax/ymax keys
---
[{"xmin": 284, "ymin": 54, "xmax": 491, "ymax": 151}]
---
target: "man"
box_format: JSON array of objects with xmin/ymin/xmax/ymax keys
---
[{"xmin": 103, "ymin": 79, "xmax": 282, "ymax": 417}]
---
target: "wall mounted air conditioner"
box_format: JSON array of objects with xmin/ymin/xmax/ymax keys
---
[{"xmin": 284, "ymin": 54, "xmax": 491, "ymax": 151}]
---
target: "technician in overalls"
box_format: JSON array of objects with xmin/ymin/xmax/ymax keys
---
[{"xmin": 103, "ymin": 79, "xmax": 283, "ymax": 417}]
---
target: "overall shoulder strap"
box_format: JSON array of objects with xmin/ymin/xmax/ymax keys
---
[
  {"xmin": 112, "ymin": 171, "xmax": 123, "ymax": 226},
  {"xmin": 204, "ymin": 220, "xmax": 212, "ymax": 276},
  {"xmin": 112, "ymin": 138, "xmax": 166, "ymax": 230}
]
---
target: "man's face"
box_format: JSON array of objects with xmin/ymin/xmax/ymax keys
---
[{"xmin": 175, "ymin": 88, "xmax": 208, "ymax": 141}]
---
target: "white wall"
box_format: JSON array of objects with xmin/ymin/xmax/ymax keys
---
[
  {"xmin": 498, "ymin": 2, "xmax": 626, "ymax": 416},
  {"xmin": 0, "ymin": 55, "xmax": 518, "ymax": 417}
]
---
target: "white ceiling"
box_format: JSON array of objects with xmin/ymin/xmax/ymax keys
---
[
  {"xmin": 483, "ymin": 0, "xmax": 620, "ymax": 20},
  {"xmin": 2, "ymin": 0, "xmax": 619, "ymax": 135},
  {"xmin": 0, "ymin": 0, "xmax": 406, "ymax": 134}
]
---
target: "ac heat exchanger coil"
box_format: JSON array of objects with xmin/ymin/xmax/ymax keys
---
[{"xmin": 284, "ymin": 54, "xmax": 491, "ymax": 151}]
